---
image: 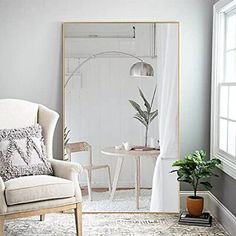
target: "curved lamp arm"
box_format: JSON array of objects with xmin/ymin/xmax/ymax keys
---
[{"xmin": 64, "ymin": 51, "xmax": 143, "ymax": 87}]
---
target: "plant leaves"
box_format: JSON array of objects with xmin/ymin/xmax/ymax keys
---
[
  {"xmin": 64, "ymin": 138, "xmax": 70, "ymax": 146},
  {"xmin": 177, "ymin": 176, "xmax": 192, "ymax": 183},
  {"xmin": 129, "ymin": 100, "xmax": 149, "ymax": 123},
  {"xmin": 143, "ymin": 111, "xmax": 150, "ymax": 124},
  {"xmin": 171, "ymin": 149, "xmax": 221, "ymax": 194},
  {"xmin": 200, "ymin": 181, "xmax": 212, "ymax": 190},
  {"xmin": 133, "ymin": 113, "xmax": 147, "ymax": 127},
  {"xmin": 64, "ymin": 130, "xmax": 70, "ymax": 139},
  {"xmin": 64, "ymin": 127, "xmax": 70, "ymax": 146},
  {"xmin": 150, "ymin": 109, "xmax": 158, "ymax": 123},
  {"xmin": 129, "ymin": 100, "xmax": 145, "ymax": 116},
  {"xmin": 138, "ymin": 88, "xmax": 151, "ymax": 112},
  {"xmin": 129, "ymin": 86, "xmax": 158, "ymax": 128},
  {"xmin": 150, "ymin": 85, "xmax": 157, "ymax": 108}
]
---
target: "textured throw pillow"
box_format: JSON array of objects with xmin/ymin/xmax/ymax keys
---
[{"xmin": 0, "ymin": 124, "xmax": 53, "ymax": 182}]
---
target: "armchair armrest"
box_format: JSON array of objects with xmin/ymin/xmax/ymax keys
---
[
  {"xmin": 0, "ymin": 177, "xmax": 7, "ymax": 214},
  {"xmin": 49, "ymin": 159, "xmax": 83, "ymax": 177},
  {"xmin": 49, "ymin": 159, "xmax": 83, "ymax": 203}
]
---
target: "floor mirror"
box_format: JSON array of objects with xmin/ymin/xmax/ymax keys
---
[{"xmin": 63, "ymin": 21, "xmax": 180, "ymax": 213}]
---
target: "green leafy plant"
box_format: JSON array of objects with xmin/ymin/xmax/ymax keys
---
[
  {"xmin": 171, "ymin": 150, "xmax": 221, "ymax": 197},
  {"xmin": 129, "ymin": 86, "xmax": 158, "ymax": 147}
]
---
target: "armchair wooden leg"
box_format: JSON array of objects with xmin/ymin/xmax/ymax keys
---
[
  {"xmin": 74, "ymin": 203, "xmax": 82, "ymax": 236},
  {"xmin": 40, "ymin": 215, "xmax": 45, "ymax": 221},
  {"xmin": 0, "ymin": 217, "xmax": 4, "ymax": 236}
]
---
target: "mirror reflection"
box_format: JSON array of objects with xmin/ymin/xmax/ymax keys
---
[{"xmin": 63, "ymin": 22, "xmax": 179, "ymax": 212}]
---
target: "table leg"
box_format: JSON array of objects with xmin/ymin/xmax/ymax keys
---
[
  {"xmin": 135, "ymin": 156, "xmax": 141, "ymax": 209},
  {"xmin": 110, "ymin": 157, "xmax": 124, "ymax": 201},
  {"xmin": 85, "ymin": 168, "xmax": 92, "ymax": 201}
]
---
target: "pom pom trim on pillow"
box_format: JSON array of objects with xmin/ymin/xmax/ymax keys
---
[{"xmin": 0, "ymin": 124, "xmax": 53, "ymax": 182}]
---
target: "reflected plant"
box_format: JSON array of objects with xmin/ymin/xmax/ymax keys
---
[
  {"xmin": 64, "ymin": 127, "xmax": 70, "ymax": 160},
  {"xmin": 129, "ymin": 86, "xmax": 158, "ymax": 147}
]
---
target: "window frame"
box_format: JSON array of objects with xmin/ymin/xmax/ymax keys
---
[{"xmin": 211, "ymin": 0, "xmax": 236, "ymax": 179}]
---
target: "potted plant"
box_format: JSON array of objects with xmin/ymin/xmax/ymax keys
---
[
  {"xmin": 171, "ymin": 150, "xmax": 221, "ymax": 216},
  {"xmin": 129, "ymin": 86, "xmax": 158, "ymax": 147}
]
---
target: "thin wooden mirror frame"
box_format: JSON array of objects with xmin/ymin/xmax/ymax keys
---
[{"xmin": 62, "ymin": 21, "xmax": 181, "ymax": 214}]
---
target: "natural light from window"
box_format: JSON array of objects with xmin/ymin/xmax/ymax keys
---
[
  {"xmin": 219, "ymin": 9, "xmax": 236, "ymax": 159},
  {"xmin": 212, "ymin": 0, "xmax": 236, "ymax": 179}
]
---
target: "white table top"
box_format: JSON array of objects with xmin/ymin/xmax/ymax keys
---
[{"xmin": 101, "ymin": 146, "xmax": 160, "ymax": 157}]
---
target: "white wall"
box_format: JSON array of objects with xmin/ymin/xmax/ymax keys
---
[
  {"xmin": 64, "ymin": 23, "xmax": 159, "ymax": 187},
  {"xmin": 65, "ymin": 57, "xmax": 158, "ymax": 187},
  {"xmin": 0, "ymin": 0, "xmax": 213, "ymax": 171}
]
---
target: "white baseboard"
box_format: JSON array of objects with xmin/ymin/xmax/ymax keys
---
[
  {"xmin": 207, "ymin": 191, "xmax": 236, "ymax": 236},
  {"xmin": 180, "ymin": 191, "xmax": 236, "ymax": 236}
]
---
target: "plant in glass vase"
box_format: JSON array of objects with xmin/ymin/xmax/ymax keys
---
[{"xmin": 129, "ymin": 86, "xmax": 158, "ymax": 147}]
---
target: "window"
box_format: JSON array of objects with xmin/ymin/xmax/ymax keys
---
[{"xmin": 211, "ymin": 0, "xmax": 236, "ymax": 179}]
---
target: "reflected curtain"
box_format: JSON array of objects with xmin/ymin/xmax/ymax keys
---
[{"xmin": 150, "ymin": 24, "xmax": 179, "ymax": 212}]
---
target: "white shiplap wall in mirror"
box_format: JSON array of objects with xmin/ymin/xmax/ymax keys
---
[{"xmin": 64, "ymin": 23, "xmax": 158, "ymax": 188}]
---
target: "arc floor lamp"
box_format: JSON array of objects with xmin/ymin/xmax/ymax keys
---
[{"xmin": 65, "ymin": 50, "xmax": 154, "ymax": 87}]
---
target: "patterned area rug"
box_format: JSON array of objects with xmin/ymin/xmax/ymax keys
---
[
  {"xmin": 83, "ymin": 189, "xmax": 151, "ymax": 212},
  {"xmin": 5, "ymin": 213, "xmax": 229, "ymax": 236}
]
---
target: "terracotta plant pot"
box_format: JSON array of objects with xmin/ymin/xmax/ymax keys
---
[{"xmin": 187, "ymin": 196, "xmax": 204, "ymax": 217}]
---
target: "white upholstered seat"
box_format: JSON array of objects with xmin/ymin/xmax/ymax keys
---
[
  {"xmin": 0, "ymin": 99, "xmax": 83, "ymax": 236},
  {"xmin": 5, "ymin": 175, "xmax": 75, "ymax": 206}
]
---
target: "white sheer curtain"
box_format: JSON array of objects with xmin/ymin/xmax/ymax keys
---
[{"xmin": 150, "ymin": 24, "xmax": 179, "ymax": 212}]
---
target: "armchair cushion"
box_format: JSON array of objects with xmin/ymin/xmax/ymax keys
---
[
  {"xmin": 0, "ymin": 124, "xmax": 53, "ymax": 181},
  {"xmin": 5, "ymin": 175, "xmax": 75, "ymax": 206}
]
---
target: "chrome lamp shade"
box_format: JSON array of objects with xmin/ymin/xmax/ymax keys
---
[{"xmin": 130, "ymin": 62, "xmax": 154, "ymax": 77}]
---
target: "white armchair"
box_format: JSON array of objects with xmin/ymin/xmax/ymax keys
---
[{"xmin": 0, "ymin": 99, "xmax": 83, "ymax": 236}]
